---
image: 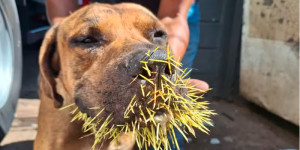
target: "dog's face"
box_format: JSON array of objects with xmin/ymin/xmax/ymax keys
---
[{"xmin": 40, "ymin": 3, "xmax": 173, "ymax": 125}]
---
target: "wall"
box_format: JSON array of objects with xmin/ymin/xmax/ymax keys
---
[{"xmin": 240, "ymin": 0, "xmax": 299, "ymax": 125}]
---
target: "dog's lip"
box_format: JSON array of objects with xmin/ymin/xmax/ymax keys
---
[
  {"xmin": 135, "ymin": 109, "xmax": 170, "ymax": 126},
  {"xmin": 154, "ymin": 109, "xmax": 169, "ymax": 124}
]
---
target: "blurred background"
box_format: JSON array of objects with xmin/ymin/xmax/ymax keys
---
[{"xmin": 0, "ymin": 0, "xmax": 299, "ymax": 149}]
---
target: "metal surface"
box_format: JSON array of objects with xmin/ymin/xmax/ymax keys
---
[
  {"xmin": 0, "ymin": 6, "xmax": 13, "ymax": 109},
  {"xmin": 0, "ymin": 0, "xmax": 22, "ymax": 136}
]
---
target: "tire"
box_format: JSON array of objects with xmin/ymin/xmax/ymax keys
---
[{"xmin": 0, "ymin": 0, "xmax": 22, "ymax": 141}]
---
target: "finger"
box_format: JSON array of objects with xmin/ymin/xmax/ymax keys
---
[{"xmin": 188, "ymin": 79, "xmax": 210, "ymax": 90}]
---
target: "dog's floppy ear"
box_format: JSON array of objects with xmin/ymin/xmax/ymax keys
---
[{"xmin": 39, "ymin": 24, "xmax": 63, "ymax": 108}]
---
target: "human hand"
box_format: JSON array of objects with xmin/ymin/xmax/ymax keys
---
[
  {"xmin": 160, "ymin": 14, "xmax": 189, "ymax": 61},
  {"xmin": 160, "ymin": 16, "xmax": 209, "ymax": 91}
]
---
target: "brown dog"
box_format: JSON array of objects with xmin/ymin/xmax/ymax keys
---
[{"xmin": 35, "ymin": 3, "xmax": 173, "ymax": 150}]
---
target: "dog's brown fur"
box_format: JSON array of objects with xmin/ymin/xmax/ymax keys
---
[{"xmin": 35, "ymin": 3, "xmax": 169, "ymax": 150}]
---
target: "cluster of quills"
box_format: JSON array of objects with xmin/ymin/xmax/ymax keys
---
[{"xmin": 61, "ymin": 46, "xmax": 216, "ymax": 150}]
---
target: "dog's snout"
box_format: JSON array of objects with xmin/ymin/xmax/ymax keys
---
[{"xmin": 127, "ymin": 49, "xmax": 173, "ymax": 79}]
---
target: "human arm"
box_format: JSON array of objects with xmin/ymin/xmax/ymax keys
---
[{"xmin": 46, "ymin": 0, "xmax": 79, "ymax": 25}]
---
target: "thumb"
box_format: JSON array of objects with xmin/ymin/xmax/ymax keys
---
[{"xmin": 187, "ymin": 79, "xmax": 210, "ymax": 91}]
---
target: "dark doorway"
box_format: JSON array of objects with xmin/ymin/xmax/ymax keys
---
[{"xmin": 191, "ymin": 0, "xmax": 244, "ymax": 97}]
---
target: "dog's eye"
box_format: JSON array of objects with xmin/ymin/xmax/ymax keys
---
[
  {"xmin": 80, "ymin": 37, "xmax": 98, "ymax": 44},
  {"xmin": 69, "ymin": 35, "xmax": 105, "ymax": 49}
]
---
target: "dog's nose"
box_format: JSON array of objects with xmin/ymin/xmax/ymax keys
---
[{"xmin": 127, "ymin": 49, "xmax": 173, "ymax": 79}]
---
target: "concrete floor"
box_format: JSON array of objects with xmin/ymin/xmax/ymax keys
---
[
  {"xmin": 0, "ymin": 43, "xmax": 298, "ymax": 150},
  {"xmin": 0, "ymin": 99, "xmax": 38, "ymax": 150},
  {"xmin": 184, "ymin": 98, "xmax": 299, "ymax": 150}
]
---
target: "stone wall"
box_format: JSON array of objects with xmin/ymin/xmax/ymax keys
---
[{"xmin": 240, "ymin": 0, "xmax": 299, "ymax": 125}]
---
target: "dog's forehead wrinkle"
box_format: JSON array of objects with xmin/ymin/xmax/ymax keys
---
[
  {"xmin": 83, "ymin": 16, "xmax": 102, "ymax": 27},
  {"xmin": 66, "ymin": 5, "xmax": 121, "ymax": 33}
]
